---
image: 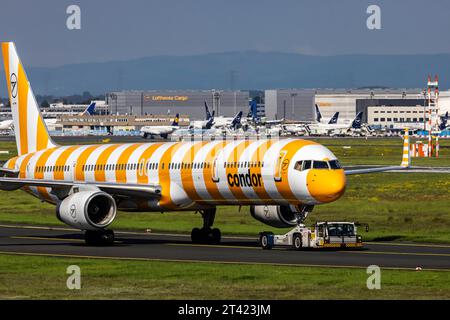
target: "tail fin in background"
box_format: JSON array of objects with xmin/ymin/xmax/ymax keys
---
[
  {"xmin": 172, "ymin": 113, "xmax": 180, "ymax": 126},
  {"xmin": 328, "ymin": 112, "xmax": 339, "ymax": 124},
  {"xmin": 204, "ymin": 102, "xmax": 213, "ymax": 120},
  {"xmin": 1, "ymin": 42, "xmax": 57, "ymax": 156},
  {"xmin": 249, "ymin": 99, "xmax": 259, "ymax": 123},
  {"xmin": 315, "ymin": 104, "xmax": 322, "ymax": 123},
  {"xmin": 230, "ymin": 111, "xmax": 243, "ymax": 129},
  {"xmin": 439, "ymin": 111, "xmax": 449, "ymax": 130},
  {"xmin": 351, "ymin": 112, "xmax": 363, "ymax": 129},
  {"xmin": 81, "ymin": 102, "xmax": 96, "ymax": 116}
]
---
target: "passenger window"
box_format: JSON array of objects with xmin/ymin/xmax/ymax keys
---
[{"xmin": 313, "ymin": 161, "xmax": 329, "ymax": 169}]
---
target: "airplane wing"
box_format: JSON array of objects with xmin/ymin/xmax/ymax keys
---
[
  {"xmin": 0, "ymin": 167, "xmax": 19, "ymax": 177},
  {"xmin": 345, "ymin": 165, "xmax": 407, "ymax": 175},
  {"xmin": 0, "ymin": 177, "xmax": 161, "ymax": 199},
  {"xmin": 345, "ymin": 130, "xmax": 410, "ymax": 175}
]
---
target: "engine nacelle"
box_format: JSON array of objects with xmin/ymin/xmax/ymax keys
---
[
  {"xmin": 56, "ymin": 191, "xmax": 117, "ymax": 230},
  {"xmin": 250, "ymin": 205, "xmax": 313, "ymax": 228}
]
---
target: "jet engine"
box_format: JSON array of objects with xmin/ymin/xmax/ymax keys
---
[
  {"xmin": 56, "ymin": 190, "xmax": 117, "ymax": 230},
  {"xmin": 250, "ymin": 204, "xmax": 313, "ymax": 228}
]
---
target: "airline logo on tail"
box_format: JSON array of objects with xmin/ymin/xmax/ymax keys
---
[
  {"xmin": 81, "ymin": 102, "xmax": 96, "ymax": 116},
  {"xmin": 1, "ymin": 42, "xmax": 57, "ymax": 156},
  {"xmin": 328, "ymin": 112, "xmax": 339, "ymax": 124},
  {"xmin": 351, "ymin": 112, "xmax": 363, "ymax": 129},
  {"xmin": 230, "ymin": 111, "xmax": 243, "ymax": 129},
  {"xmin": 172, "ymin": 113, "xmax": 180, "ymax": 127}
]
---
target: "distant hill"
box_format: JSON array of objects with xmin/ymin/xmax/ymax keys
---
[{"xmin": 1, "ymin": 51, "xmax": 449, "ymax": 96}]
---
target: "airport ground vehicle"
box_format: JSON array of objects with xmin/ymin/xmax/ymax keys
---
[{"xmin": 259, "ymin": 222, "xmax": 363, "ymax": 250}]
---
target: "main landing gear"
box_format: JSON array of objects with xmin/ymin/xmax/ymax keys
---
[
  {"xmin": 191, "ymin": 208, "xmax": 221, "ymax": 244},
  {"xmin": 84, "ymin": 229, "xmax": 115, "ymax": 246}
]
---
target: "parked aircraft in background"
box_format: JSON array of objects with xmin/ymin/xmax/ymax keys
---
[
  {"xmin": 190, "ymin": 102, "xmax": 215, "ymax": 129},
  {"xmin": 140, "ymin": 113, "xmax": 180, "ymax": 139},
  {"xmin": 307, "ymin": 112, "xmax": 363, "ymax": 136}
]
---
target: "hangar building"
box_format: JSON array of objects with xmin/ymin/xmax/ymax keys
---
[{"xmin": 106, "ymin": 90, "xmax": 249, "ymax": 120}]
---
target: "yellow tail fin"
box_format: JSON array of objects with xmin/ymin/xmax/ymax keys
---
[{"xmin": 1, "ymin": 42, "xmax": 57, "ymax": 156}]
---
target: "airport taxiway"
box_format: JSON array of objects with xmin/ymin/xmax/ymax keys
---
[{"xmin": 0, "ymin": 224, "xmax": 449, "ymax": 270}]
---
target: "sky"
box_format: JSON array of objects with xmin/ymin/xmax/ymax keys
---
[{"xmin": 0, "ymin": 0, "xmax": 450, "ymax": 67}]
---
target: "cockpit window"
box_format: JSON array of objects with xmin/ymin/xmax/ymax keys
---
[
  {"xmin": 329, "ymin": 160, "xmax": 342, "ymax": 169},
  {"xmin": 303, "ymin": 160, "xmax": 312, "ymax": 170},
  {"xmin": 294, "ymin": 161, "xmax": 303, "ymax": 171},
  {"xmin": 312, "ymin": 161, "xmax": 329, "ymax": 169},
  {"xmin": 294, "ymin": 159, "xmax": 341, "ymax": 171}
]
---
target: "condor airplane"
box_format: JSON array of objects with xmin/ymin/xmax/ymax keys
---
[{"xmin": 0, "ymin": 43, "xmax": 410, "ymax": 245}]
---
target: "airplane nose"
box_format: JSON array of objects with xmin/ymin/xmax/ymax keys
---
[{"xmin": 306, "ymin": 169, "xmax": 346, "ymax": 203}]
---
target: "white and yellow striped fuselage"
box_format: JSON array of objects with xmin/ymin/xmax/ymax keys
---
[{"xmin": 4, "ymin": 139, "xmax": 346, "ymax": 211}]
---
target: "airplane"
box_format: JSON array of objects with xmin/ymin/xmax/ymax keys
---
[
  {"xmin": 280, "ymin": 105, "xmax": 339, "ymax": 136},
  {"xmin": 315, "ymin": 104, "xmax": 340, "ymax": 124},
  {"xmin": 140, "ymin": 113, "xmax": 180, "ymax": 139},
  {"xmin": 307, "ymin": 112, "xmax": 363, "ymax": 136},
  {"xmin": 0, "ymin": 42, "xmax": 411, "ymax": 246},
  {"xmin": 190, "ymin": 102, "xmax": 215, "ymax": 130}
]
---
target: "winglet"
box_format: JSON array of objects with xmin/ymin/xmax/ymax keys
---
[{"xmin": 400, "ymin": 129, "xmax": 410, "ymax": 168}]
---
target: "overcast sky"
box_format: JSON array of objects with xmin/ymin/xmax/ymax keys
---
[{"xmin": 1, "ymin": 0, "xmax": 450, "ymax": 67}]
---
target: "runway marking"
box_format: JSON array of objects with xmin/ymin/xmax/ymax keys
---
[
  {"xmin": 0, "ymin": 224, "xmax": 253, "ymax": 240},
  {"xmin": 165, "ymin": 243, "xmax": 260, "ymax": 250},
  {"xmin": 0, "ymin": 250, "xmax": 448, "ymax": 272},
  {"xmin": 10, "ymin": 236, "xmax": 123, "ymax": 244},
  {"xmin": 365, "ymin": 241, "xmax": 450, "ymax": 249},
  {"xmin": 0, "ymin": 224, "xmax": 75, "ymax": 232},
  {"xmin": 11, "ymin": 236, "xmax": 84, "ymax": 243},
  {"xmin": 169, "ymin": 243, "xmax": 450, "ymax": 257},
  {"xmin": 341, "ymin": 250, "xmax": 450, "ymax": 258}
]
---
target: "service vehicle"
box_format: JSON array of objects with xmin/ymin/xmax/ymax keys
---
[{"xmin": 259, "ymin": 221, "xmax": 364, "ymax": 250}]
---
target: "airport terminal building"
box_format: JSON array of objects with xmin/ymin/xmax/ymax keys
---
[
  {"xmin": 106, "ymin": 90, "xmax": 250, "ymax": 120},
  {"xmin": 265, "ymin": 89, "xmax": 450, "ymax": 125}
]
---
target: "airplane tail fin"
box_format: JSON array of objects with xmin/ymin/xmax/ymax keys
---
[
  {"xmin": 315, "ymin": 104, "xmax": 322, "ymax": 123},
  {"xmin": 1, "ymin": 42, "xmax": 57, "ymax": 156},
  {"xmin": 172, "ymin": 113, "xmax": 180, "ymax": 126},
  {"xmin": 249, "ymin": 99, "xmax": 260, "ymax": 122},
  {"xmin": 328, "ymin": 112, "xmax": 339, "ymax": 124},
  {"xmin": 351, "ymin": 112, "xmax": 363, "ymax": 129},
  {"xmin": 230, "ymin": 111, "xmax": 243, "ymax": 129},
  {"xmin": 401, "ymin": 129, "xmax": 410, "ymax": 168},
  {"xmin": 82, "ymin": 102, "xmax": 96, "ymax": 116},
  {"xmin": 204, "ymin": 102, "xmax": 213, "ymax": 120}
]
